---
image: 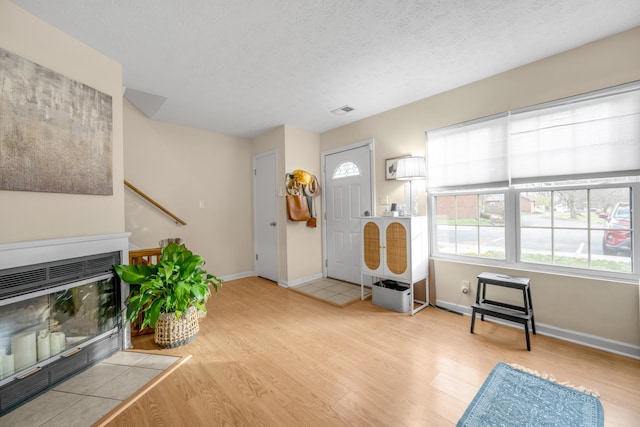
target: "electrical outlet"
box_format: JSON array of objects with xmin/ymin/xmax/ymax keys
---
[
  {"xmin": 379, "ymin": 195, "xmax": 388, "ymax": 205},
  {"xmin": 461, "ymin": 280, "xmax": 470, "ymax": 294}
]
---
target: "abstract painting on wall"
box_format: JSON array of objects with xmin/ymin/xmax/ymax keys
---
[{"xmin": 0, "ymin": 47, "xmax": 113, "ymax": 195}]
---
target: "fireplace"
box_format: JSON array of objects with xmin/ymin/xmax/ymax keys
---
[{"xmin": 0, "ymin": 233, "xmax": 129, "ymax": 415}]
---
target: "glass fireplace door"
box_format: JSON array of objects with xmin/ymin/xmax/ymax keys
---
[{"xmin": 0, "ymin": 274, "xmax": 118, "ymax": 382}]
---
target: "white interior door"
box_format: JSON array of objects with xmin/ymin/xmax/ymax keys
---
[
  {"xmin": 254, "ymin": 151, "xmax": 278, "ymax": 282},
  {"xmin": 324, "ymin": 143, "xmax": 373, "ymax": 284}
]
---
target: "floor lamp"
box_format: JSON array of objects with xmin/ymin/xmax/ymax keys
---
[{"xmin": 396, "ymin": 156, "xmax": 426, "ymax": 216}]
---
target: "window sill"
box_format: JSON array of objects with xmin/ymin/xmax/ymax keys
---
[{"xmin": 430, "ymin": 254, "xmax": 640, "ymax": 285}]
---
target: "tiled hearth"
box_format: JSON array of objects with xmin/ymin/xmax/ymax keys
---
[{"xmin": 0, "ymin": 351, "xmax": 180, "ymax": 427}]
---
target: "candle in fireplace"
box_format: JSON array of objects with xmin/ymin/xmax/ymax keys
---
[
  {"xmin": 37, "ymin": 330, "xmax": 51, "ymax": 361},
  {"xmin": 11, "ymin": 332, "xmax": 36, "ymax": 372},
  {"xmin": 50, "ymin": 332, "xmax": 66, "ymax": 355},
  {"xmin": 0, "ymin": 352, "xmax": 15, "ymax": 378}
]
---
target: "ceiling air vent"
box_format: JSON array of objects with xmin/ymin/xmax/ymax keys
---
[{"xmin": 330, "ymin": 105, "xmax": 355, "ymax": 116}]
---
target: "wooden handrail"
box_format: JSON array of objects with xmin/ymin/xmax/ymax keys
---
[{"xmin": 124, "ymin": 180, "xmax": 187, "ymax": 225}]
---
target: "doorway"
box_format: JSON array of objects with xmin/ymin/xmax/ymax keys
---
[{"xmin": 322, "ymin": 140, "xmax": 374, "ymax": 284}]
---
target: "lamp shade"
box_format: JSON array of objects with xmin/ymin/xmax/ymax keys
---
[{"xmin": 396, "ymin": 157, "xmax": 426, "ymax": 180}]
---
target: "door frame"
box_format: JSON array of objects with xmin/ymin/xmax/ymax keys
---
[
  {"xmin": 253, "ymin": 149, "xmax": 279, "ymax": 282},
  {"xmin": 321, "ymin": 139, "xmax": 375, "ymax": 279}
]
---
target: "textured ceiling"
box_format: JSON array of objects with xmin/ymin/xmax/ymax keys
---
[{"xmin": 11, "ymin": 0, "xmax": 640, "ymax": 139}]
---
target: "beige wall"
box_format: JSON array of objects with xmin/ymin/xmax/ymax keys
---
[
  {"xmin": 0, "ymin": 0, "xmax": 125, "ymax": 243},
  {"xmin": 123, "ymin": 100, "xmax": 254, "ymax": 278},
  {"xmin": 251, "ymin": 125, "xmax": 322, "ymax": 285},
  {"xmin": 284, "ymin": 126, "xmax": 322, "ymax": 283},
  {"xmin": 434, "ymin": 261, "xmax": 639, "ymax": 345},
  {"xmin": 320, "ymin": 27, "xmax": 640, "ymax": 348}
]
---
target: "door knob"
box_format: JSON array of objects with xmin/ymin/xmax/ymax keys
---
[{"xmin": 269, "ymin": 222, "xmax": 277, "ymax": 227}]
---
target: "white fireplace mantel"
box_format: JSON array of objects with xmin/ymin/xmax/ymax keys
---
[{"xmin": 0, "ymin": 233, "xmax": 131, "ymax": 270}]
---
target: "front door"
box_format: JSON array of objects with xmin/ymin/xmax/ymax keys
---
[{"xmin": 323, "ymin": 142, "xmax": 373, "ymax": 284}]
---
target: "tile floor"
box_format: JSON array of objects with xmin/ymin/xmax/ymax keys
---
[
  {"xmin": 0, "ymin": 351, "xmax": 180, "ymax": 427},
  {"xmin": 290, "ymin": 277, "xmax": 365, "ymax": 307}
]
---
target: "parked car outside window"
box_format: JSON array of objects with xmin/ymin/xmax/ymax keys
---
[{"xmin": 602, "ymin": 202, "xmax": 631, "ymax": 255}]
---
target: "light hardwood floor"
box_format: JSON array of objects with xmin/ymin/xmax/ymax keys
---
[{"xmin": 106, "ymin": 276, "xmax": 640, "ymax": 426}]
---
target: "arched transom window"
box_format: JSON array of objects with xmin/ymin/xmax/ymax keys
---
[{"xmin": 332, "ymin": 161, "xmax": 361, "ymax": 179}]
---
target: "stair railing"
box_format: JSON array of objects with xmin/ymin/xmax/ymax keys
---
[{"xmin": 124, "ymin": 180, "xmax": 187, "ymax": 225}]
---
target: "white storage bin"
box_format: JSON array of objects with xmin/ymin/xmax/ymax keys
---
[{"xmin": 371, "ymin": 280, "xmax": 410, "ymax": 313}]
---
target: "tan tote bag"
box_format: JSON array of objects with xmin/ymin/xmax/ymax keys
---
[{"xmin": 286, "ymin": 194, "xmax": 311, "ymax": 221}]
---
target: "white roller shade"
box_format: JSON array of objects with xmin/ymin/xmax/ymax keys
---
[
  {"xmin": 426, "ymin": 82, "xmax": 640, "ymax": 190},
  {"xmin": 427, "ymin": 114, "xmax": 508, "ymax": 190},
  {"xmin": 510, "ymin": 85, "xmax": 640, "ymax": 183}
]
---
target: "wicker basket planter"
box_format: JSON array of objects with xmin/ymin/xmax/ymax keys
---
[
  {"xmin": 115, "ymin": 244, "xmax": 222, "ymax": 350},
  {"xmin": 154, "ymin": 306, "xmax": 199, "ymax": 348}
]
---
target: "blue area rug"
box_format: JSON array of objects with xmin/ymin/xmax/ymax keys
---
[{"xmin": 457, "ymin": 362, "xmax": 604, "ymax": 427}]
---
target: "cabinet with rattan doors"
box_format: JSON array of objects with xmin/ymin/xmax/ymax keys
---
[{"xmin": 360, "ymin": 216, "xmax": 428, "ymax": 315}]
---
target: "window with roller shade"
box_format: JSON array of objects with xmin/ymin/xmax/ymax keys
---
[{"xmin": 427, "ymin": 81, "xmax": 640, "ymax": 280}]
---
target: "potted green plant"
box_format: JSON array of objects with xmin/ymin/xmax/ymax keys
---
[{"xmin": 114, "ymin": 243, "xmax": 222, "ymax": 348}]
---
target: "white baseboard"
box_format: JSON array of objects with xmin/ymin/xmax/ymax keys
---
[
  {"xmin": 218, "ymin": 272, "xmax": 325, "ymax": 287},
  {"xmin": 220, "ymin": 271, "xmax": 255, "ymax": 282},
  {"xmin": 279, "ymin": 273, "xmax": 324, "ymax": 288},
  {"xmin": 436, "ymin": 299, "xmax": 640, "ymax": 360}
]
